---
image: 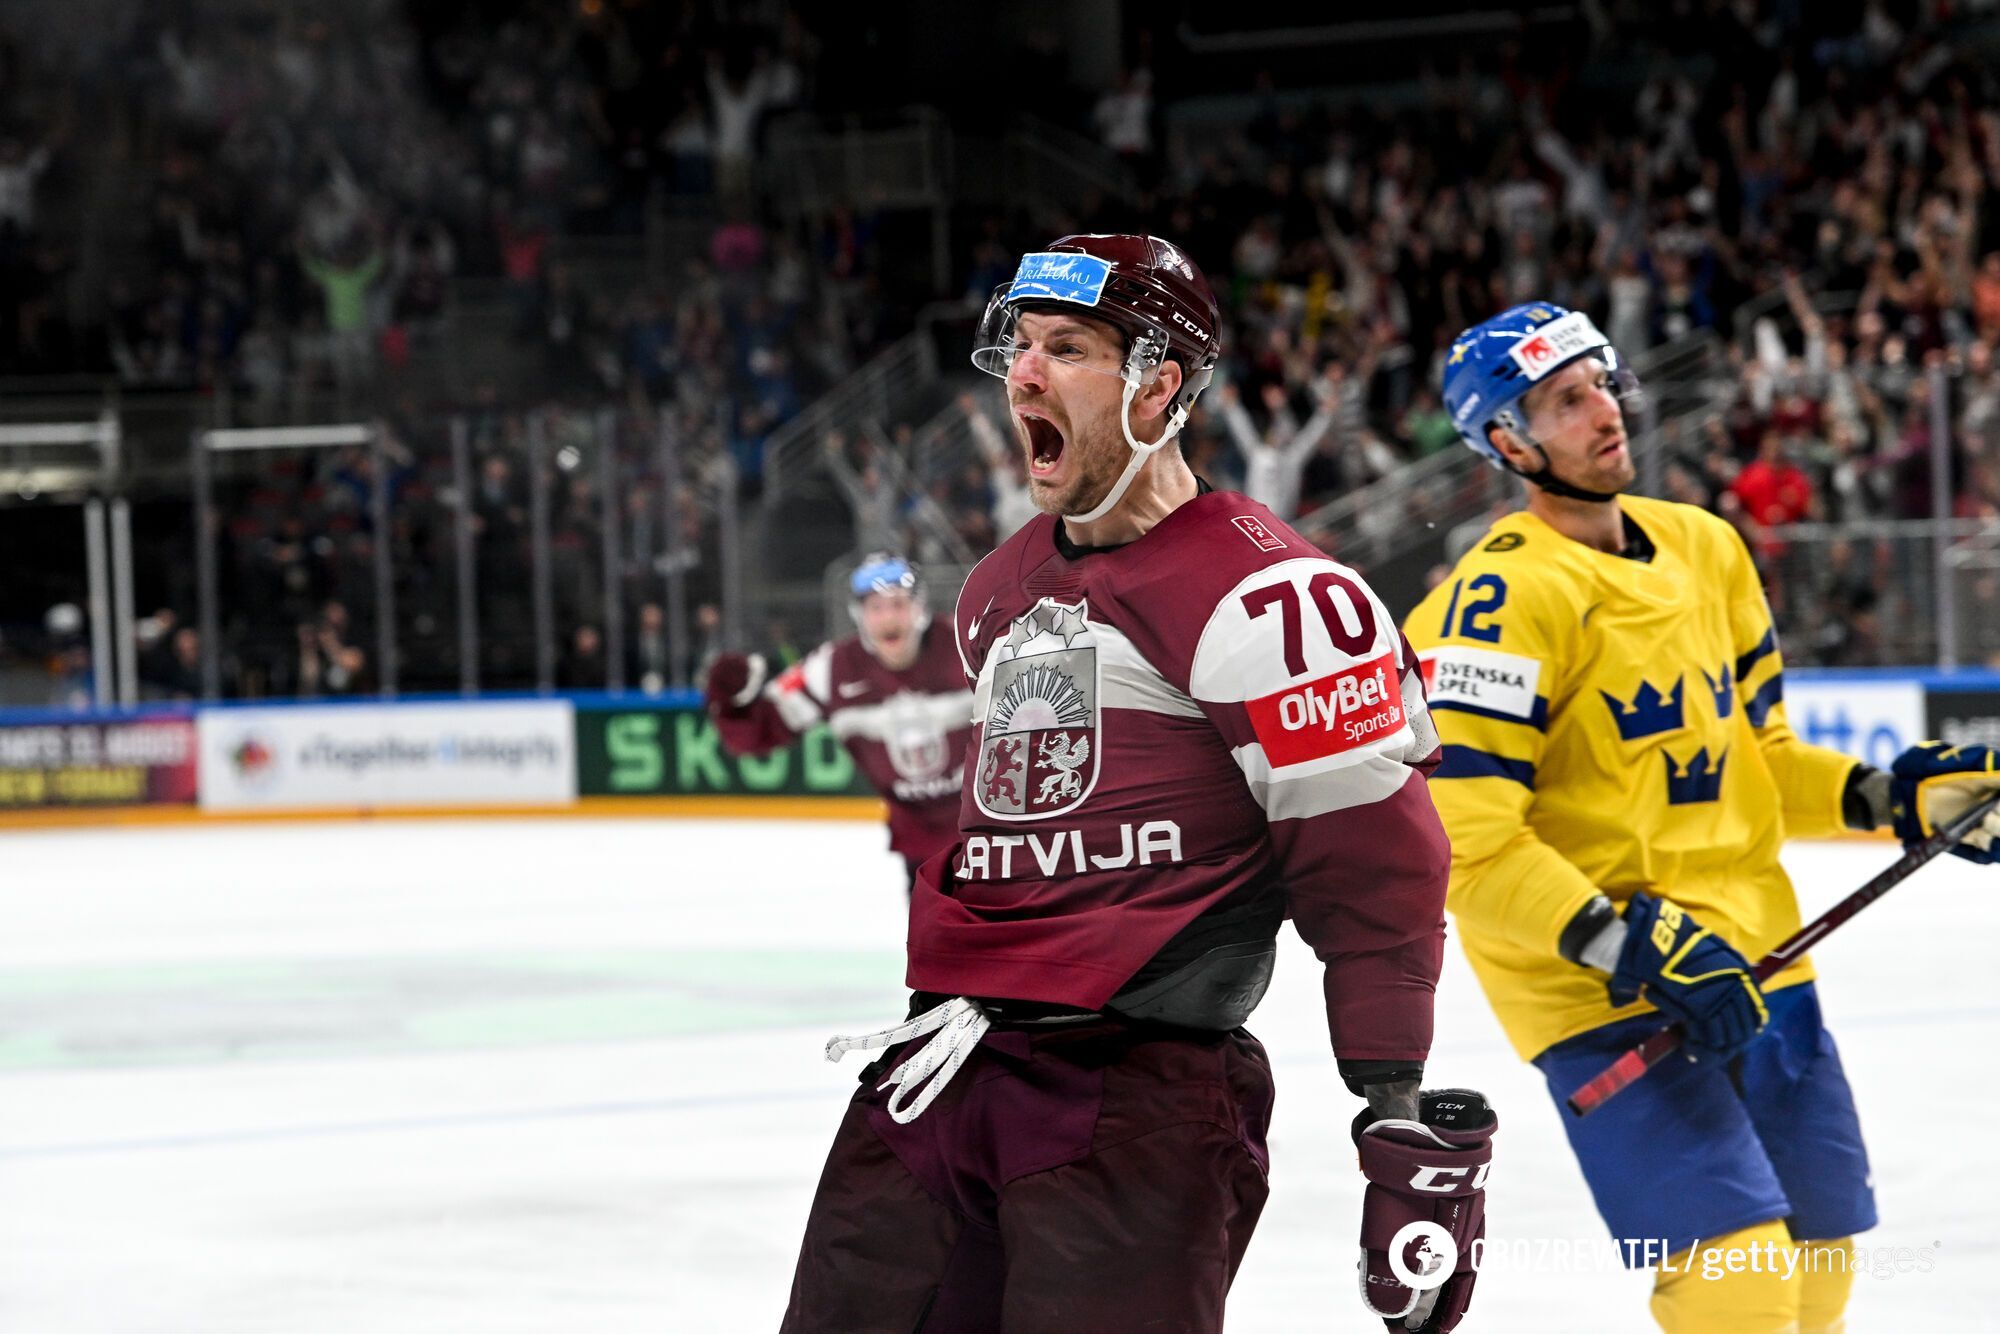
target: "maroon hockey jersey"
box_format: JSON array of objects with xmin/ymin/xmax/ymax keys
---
[
  {"xmin": 911, "ymin": 491, "xmax": 1451, "ymax": 1067},
  {"xmin": 712, "ymin": 622, "xmax": 976, "ymax": 865}
]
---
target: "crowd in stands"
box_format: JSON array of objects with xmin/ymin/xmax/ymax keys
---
[
  {"xmin": 101, "ymin": 1, "xmax": 857, "ymax": 415},
  {"xmin": 842, "ymin": 2, "xmax": 2000, "ymax": 667},
  {"xmin": 2, "ymin": 0, "xmax": 892, "ymax": 467},
  {"xmin": 10, "ymin": 2, "xmax": 2000, "ymax": 704},
  {"xmin": 0, "ymin": 0, "xmax": 874, "ymax": 704}
]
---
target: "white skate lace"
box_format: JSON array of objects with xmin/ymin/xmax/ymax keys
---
[{"xmin": 824, "ymin": 996, "xmax": 991, "ymax": 1123}]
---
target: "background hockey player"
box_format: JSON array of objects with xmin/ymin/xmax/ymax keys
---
[
  {"xmin": 780, "ymin": 233, "xmax": 1494, "ymax": 1334},
  {"xmin": 705, "ymin": 553, "xmax": 974, "ymax": 890},
  {"xmin": 1408, "ymin": 300, "xmax": 2000, "ymax": 1334}
]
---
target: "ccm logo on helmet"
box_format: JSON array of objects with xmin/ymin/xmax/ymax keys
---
[
  {"xmin": 1170, "ymin": 309, "xmax": 1210, "ymax": 342},
  {"xmin": 1245, "ymin": 650, "xmax": 1404, "ymax": 768},
  {"xmin": 1410, "ymin": 1162, "xmax": 1493, "ymax": 1193}
]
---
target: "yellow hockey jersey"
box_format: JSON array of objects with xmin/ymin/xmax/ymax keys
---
[{"xmin": 1403, "ymin": 495, "xmax": 1858, "ymax": 1059}]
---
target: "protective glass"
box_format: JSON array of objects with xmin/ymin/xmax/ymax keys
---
[
  {"xmin": 969, "ymin": 288, "xmax": 1166, "ymax": 387},
  {"xmin": 1515, "ymin": 350, "xmax": 1644, "ymax": 437}
]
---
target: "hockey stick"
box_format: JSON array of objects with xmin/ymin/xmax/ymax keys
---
[{"xmin": 1566, "ymin": 791, "xmax": 2000, "ymax": 1118}]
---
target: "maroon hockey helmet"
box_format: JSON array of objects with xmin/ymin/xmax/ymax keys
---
[
  {"xmin": 972, "ymin": 233, "xmax": 1222, "ymax": 416},
  {"xmin": 971, "ymin": 234, "xmax": 1223, "ymax": 522}
]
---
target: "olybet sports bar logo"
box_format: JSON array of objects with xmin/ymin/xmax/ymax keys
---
[
  {"xmin": 1274, "ymin": 661, "xmax": 1398, "ymax": 737},
  {"xmin": 975, "ymin": 599, "xmax": 1100, "ymax": 820},
  {"xmin": 1246, "ymin": 650, "xmax": 1403, "ymax": 769}
]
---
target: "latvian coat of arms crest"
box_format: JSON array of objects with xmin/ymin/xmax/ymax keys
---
[{"xmin": 974, "ymin": 598, "xmax": 1101, "ymax": 820}]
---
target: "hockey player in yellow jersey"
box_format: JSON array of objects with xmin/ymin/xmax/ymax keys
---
[{"xmin": 1408, "ymin": 302, "xmax": 2000, "ymax": 1333}]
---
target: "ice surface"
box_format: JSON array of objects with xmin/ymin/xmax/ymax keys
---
[{"xmin": 1, "ymin": 818, "xmax": 1994, "ymax": 1331}]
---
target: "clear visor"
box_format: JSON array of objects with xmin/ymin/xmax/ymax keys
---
[
  {"xmin": 1517, "ymin": 350, "xmax": 1644, "ymax": 433},
  {"xmin": 970, "ymin": 287, "xmax": 1164, "ymax": 386},
  {"xmin": 1603, "ymin": 345, "xmax": 1644, "ymax": 412}
]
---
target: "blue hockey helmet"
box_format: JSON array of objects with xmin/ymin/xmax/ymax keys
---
[
  {"xmin": 1441, "ymin": 303, "xmax": 1640, "ymax": 470},
  {"xmin": 847, "ymin": 551, "xmax": 930, "ymax": 650},
  {"xmin": 849, "ymin": 551, "xmax": 922, "ymax": 603}
]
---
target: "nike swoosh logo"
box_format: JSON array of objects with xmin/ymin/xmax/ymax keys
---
[
  {"xmin": 838, "ymin": 681, "xmax": 869, "ymax": 698},
  {"xmin": 967, "ymin": 595, "xmax": 996, "ymax": 640}
]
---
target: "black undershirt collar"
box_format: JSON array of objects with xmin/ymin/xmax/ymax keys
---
[{"xmin": 1616, "ymin": 510, "xmax": 1656, "ymax": 563}]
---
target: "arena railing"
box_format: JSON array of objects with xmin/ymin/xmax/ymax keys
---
[
  {"xmin": 1292, "ymin": 329, "xmax": 1732, "ymax": 558},
  {"xmin": 0, "ymin": 409, "xmax": 132, "ymax": 710},
  {"xmin": 1729, "ymin": 285, "xmax": 1863, "ymax": 361},
  {"xmin": 166, "ymin": 400, "xmax": 735, "ymax": 706},
  {"xmin": 998, "ymin": 120, "xmax": 1141, "ymax": 210},
  {"xmin": 759, "ymin": 333, "xmax": 936, "ymax": 509},
  {"xmin": 1759, "ymin": 517, "xmax": 2000, "ymax": 668}
]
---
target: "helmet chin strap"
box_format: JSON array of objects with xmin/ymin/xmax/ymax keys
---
[
  {"xmin": 1520, "ymin": 459, "xmax": 1622, "ymax": 503},
  {"xmin": 1063, "ymin": 373, "xmax": 1191, "ymax": 525},
  {"xmin": 1503, "ymin": 432, "xmax": 1622, "ymax": 505}
]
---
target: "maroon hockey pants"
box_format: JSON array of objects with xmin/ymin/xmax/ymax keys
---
[{"xmin": 779, "ymin": 1021, "xmax": 1274, "ymax": 1334}]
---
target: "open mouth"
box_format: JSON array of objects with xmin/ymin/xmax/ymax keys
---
[{"xmin": 1019, "ymin": 412, "xmax": 1066, "ymax": 476}]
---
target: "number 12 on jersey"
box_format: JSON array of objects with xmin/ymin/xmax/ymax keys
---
[{"xmin": 1439, "ymin": 574, "xmax": 1508, "ymax": 644}]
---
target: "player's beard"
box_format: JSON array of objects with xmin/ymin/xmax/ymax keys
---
[
  {"xmin": 1549, "ymin": 428, "xmax": 1637, "ymax": 496},
  {"xmin": 1580, "ymin": 438, "xmax": 1638, "ymax": 494},
  {"xmin": 1022, "ymin": 394, "xmax": 1131, "ymax": 518}
]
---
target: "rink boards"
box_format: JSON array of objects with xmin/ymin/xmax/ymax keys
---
[{"xmin": 1, "ymin": 669, "xmax": 1997, "ymax": 829}]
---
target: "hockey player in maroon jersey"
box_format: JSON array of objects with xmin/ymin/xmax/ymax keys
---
[
  {"xmin": 780, "ymin": 236, "xmax": 1494, "ymax": 1333},
  {"xmin": 705, "ymin": 553, "xmax": 975, "ymax": 889}
]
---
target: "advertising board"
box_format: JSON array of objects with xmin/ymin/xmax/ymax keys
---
[
  {"xmin": 1781, "ymin": 678, "xmax": 1927, "ymax": 771},
  {"xmin": 0, "ymin": 716, "xmax": 198, "ymax": 809},
  {"xmin": 574, "ymin": 706, "xmax": 866, "ymax": 798},
  {"xmin": 198, "ymin": 702, "xmax": 575, "ymax": 811}
]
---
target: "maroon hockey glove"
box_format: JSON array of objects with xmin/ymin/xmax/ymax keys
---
[
  {"xmin": 1354, "ymin": 1089, "xmax": 1495, "ymax": 1334},
  {"xmin": 703, "ymin": 652, "xmax": 767, "ymax": 715}
]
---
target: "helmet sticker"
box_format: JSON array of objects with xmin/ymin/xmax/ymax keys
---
[
  {"xmin": 1507, "ymin": 311, "xmax": 1610, "ymax": 380},
  {"xmin": 850, "ymin": 554, "xmax": 919, "ymax": 600},
  {"xmin": 1008, "ymin": 252, "xmax": 1113, "ymax": 308}
]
